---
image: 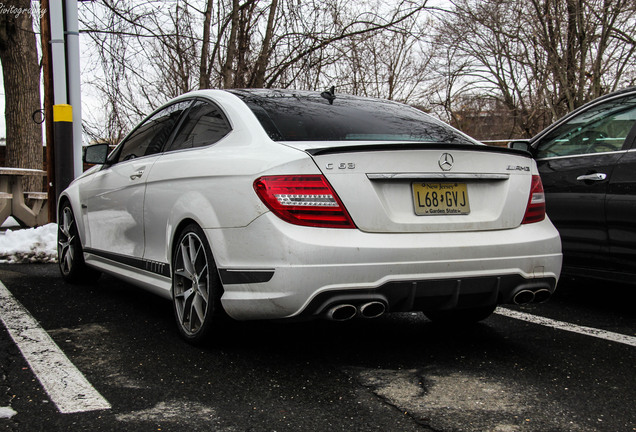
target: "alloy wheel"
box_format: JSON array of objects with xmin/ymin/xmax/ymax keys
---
[
  {"xmin": 58, "ymin": 206, "xmax": 76, "ymax": 276},
  {"xmin": 173, "ymin": 231, "xmax": 211, "ymax": 336}
]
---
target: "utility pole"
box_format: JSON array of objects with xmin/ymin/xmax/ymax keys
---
[
  {"xmin": 42, "ymin": 0, "xmax": 83, "ymax": 220},
  {"xmin": 40, "ymin": 0, "xmax": 55, "ymax": 222},
  {"xmin": 65, "ymin": 0, "xmax": 82, "ymax": 178}
]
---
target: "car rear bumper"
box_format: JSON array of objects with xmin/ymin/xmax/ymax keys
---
[
  {"xmin": 207, "ymin": 214, "xmax": 562, "ymax": 320},
  {"xmin": 296, "ymin": 274, "xmax": 557, "ymax": 320}
]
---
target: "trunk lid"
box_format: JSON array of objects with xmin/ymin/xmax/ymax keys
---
[{"xmin": 289, "ymin": 142, "xmax": 535, "ymax": 233}]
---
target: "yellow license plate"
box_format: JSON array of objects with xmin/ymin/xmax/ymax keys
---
[{"xmin": 412, "ymin": 183, "xmax": 470, "ymax": 215}]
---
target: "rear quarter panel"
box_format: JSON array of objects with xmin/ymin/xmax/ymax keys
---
[{"xmin": 141, "ymin": 134, "xmax": 319, "ymax": 266}]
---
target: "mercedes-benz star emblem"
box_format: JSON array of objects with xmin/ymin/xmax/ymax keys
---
[{"xmin": 438, "ymin": 153, "xmax": 454, "ymax": 171}]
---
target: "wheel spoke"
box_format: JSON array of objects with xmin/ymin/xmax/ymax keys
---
[
  {"xmin": 59, "ymin": 226, "xmax": 69, "ymax": 239},
  {"xmin": 195, "ymin": 262, "xmax": 208, "ymax": 281},
  {"xmin": 60, "ymin": 247, "xmax": 68, "ymax": 272},
  {"xmin": 180, "ymin": 242, "xmax": 195, "ymax": 278},
  {"xmin": 176, "ymin": 287, "xmax": 195, "ymax": 323},
  {"xmin": 192, "ymin": 294, "xmax": 206, "ymax": 325},
  {"xmin": 188, "ymin": 298, "xmax": 198, "ymax": 332},
  {"xmin": 196, "ymin": 279, "xmax": 209, "ymax": 303},
  {"xmin": 61, "ymin": 208, "xmax": 74, "ymax": 238},
  {"xmin": 188, "ymin": 235, "xmax": 202, "ymax": 272},
  {"xmin": 176, "ymin": 286, "xmax": 194, "ymax": 305},
  {"xmin": 64, "ymin": 245, "xmax": 74, "ymax": 272}
]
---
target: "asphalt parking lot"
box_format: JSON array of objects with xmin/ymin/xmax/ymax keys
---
[{"xmin": 0, "ymin": 263, "xmax": 635, "ymax": 432}]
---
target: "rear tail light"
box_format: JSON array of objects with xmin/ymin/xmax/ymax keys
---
[
  {"xmin": 522, "ymin": 175, "xmax": 546, "ymax": 224},
  {"xmin": 254, "ymin": 175, "xmax": 356, "ymax": 228}
]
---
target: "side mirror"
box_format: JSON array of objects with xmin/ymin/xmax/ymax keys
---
[
  {"xmin": 83, "ymin": 143, "xmax": 110, "ymax": 165},
  {"xmin": 508, "ymin": 140, "xmax": 534, "ymax": 155}
]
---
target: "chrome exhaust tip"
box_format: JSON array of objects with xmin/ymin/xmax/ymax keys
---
[
  {"xmin": 326, "ymin": 304, "xmax": 357, "ymax": 321},
  {"xmin": 533, "ymin": 289, "xmax": 552, "ymax": 303},
  {"xmin": 513, "ymin": 289, "xmax": 535, "ymax": 305},
  {"xmin": 359, "ymin": 301, "xmax": 386, "ymax": 319}
]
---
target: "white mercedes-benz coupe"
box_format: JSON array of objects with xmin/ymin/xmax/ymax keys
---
[{"xmin": 58, "ymin": 89, "xmax": 562, "ymax": 343}]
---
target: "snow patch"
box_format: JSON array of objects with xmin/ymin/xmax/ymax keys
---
[
  {"xmin": 0, "ymin": 223, "xmax": 57, "ymax": 263},
  {"xmin": 0, "ymin": 406, "xmax": 17, "ymax": 419}
]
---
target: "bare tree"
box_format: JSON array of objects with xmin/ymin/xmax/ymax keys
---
[
  {"xmin": 79, "ymin": 0, "xmax": 432, "ymax": 141},
  {"xmin": 150, "ymin": 2, "xmax": 200, "ymax": 96},
  {"xmin": 324, "ymin": 13, "xmax": 436, "ymax": 104},
  {"xmin": 530, "ymin": 0, "xmax": 636, "ymax": 112},
  {"xmin": 78, "ymin": 0, "xmax": 636, "ymax": 142},
  {"xmin": 431, "ymin": 0, "xmax": 636, "ymax": 138},
  {"xmin": 0, "ymin": 0, "xmax": 43, "ymax": 191},
  {"xmin": 81, "ymin": 0, "xmax": 181, "ymax": 141}
]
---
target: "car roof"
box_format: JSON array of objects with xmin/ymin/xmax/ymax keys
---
[{"xmin": 225, "ymin": 88, "xmax": 406, "ymax": 105}]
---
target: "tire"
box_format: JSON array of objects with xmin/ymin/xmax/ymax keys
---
[
  {"xmin": 171, "ymin": 224, "xmax": 223, "ymax": 344},
  {"xmin": 57, "ymin": 202, "xmax": 101, "ymax": 283},
  {"xmin": 423, "ymin": 304, "xmax": 497, "ymax": 325}
]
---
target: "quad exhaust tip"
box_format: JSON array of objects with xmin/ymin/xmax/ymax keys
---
[
  {"xmin": 325, "ymin": 301, "xmax": 387, "ymax": 321},
  {"xmin": 513, "ymin": 287, "xmax": 553, "ymax": 305},
  {"xmin": 533, "ymin": 289, "xmax": 552, "ymax": 303},
  {"xmin": 513, "ymin": 289, "xmax": 535, "ymax": 305},
  {"xmin": 326, "ymin": 304, "xmax": 358, "ymax": 321},
  {"xmin": 359, "ymin": 301, "xmax": 386, "ymax": 319}
]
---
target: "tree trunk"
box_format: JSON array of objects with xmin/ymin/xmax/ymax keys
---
[
  {"xmin": 251, "ymin": 0, "xmax": 278, "ymax": 88},
  {"xmin": 222, "ymin": 0, "xmax": 240, "ymax": 88},
  {"xmin": 0, "ymin": 0, "xmax": 43, "ymax": 192},
  {"xmin": 199, "ymin": 0, "xmax": 213, "ymax": 89}
]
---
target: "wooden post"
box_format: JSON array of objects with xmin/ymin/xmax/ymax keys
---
[{"xmin": 41, "ymin": 0, "xmax": 56, "ymax": 222}]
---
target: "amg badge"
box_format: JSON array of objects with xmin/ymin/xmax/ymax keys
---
[{"xmin": 506, "ymin": 165, "xmax": 530, "ymax": 171}]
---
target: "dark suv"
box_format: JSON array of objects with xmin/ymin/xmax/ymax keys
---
[{"xmin": 520, "ymin": 87, "xmax": 636, "ymax": 283}]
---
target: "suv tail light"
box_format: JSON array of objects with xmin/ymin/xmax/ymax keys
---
[
  {"xmin": 254, "ymin": 175, "xmax": 356, "ymax": 228},
  {"xmin": 522, "ymin": 175, "xmax": 546, "ymax": 224}
]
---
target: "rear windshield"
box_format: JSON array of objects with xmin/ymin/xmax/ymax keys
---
[{"xmin": 229, "ymin": 90, "xmax": 476, "ymax": 144}]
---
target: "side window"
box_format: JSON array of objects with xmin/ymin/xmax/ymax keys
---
[
  {"xmin": 166, "ymin": 100, "xmax": 231, "ymax": 152},
  {"xmin": 537, "ymin": 96, "xmax": 636, "ymax": 159},
  {"xmin": 115, "ymin": 101, "xmax": 192, "ymax": 163}
]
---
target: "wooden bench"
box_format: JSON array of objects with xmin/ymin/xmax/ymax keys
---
[
  {"xmin": 0, "ymin": 168, "xmax": 48, "ymax": 227},
  {"xmin": 25, "ymin": 192, "xmax": 48, "ymax": 200}
]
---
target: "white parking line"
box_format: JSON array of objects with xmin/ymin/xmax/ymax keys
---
[
  {"xmin": 496, "ymin": 307, "xmax": 636, "ymax": 348},
  {"xmin": 0, "ymin": 281, "xmax": 111, "ymax": 414}
]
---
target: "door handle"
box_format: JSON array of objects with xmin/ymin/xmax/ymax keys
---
[
  {"xmin": 130, "ymin": 170, "xmax": 144, "ymax": 180},
  {"xmin": 576, "ymin": 173, "xmax": 607, "ymax": 182}
]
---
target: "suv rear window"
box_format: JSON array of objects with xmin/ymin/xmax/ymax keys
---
[{"xmin": 229, "ymin": 89, "xmax": 476, "ymax": 145}]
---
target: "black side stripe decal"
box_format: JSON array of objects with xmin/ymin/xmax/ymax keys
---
[
  {"xmin": 84, "ymin": 248, "xmax": 171, "ymax": 278},
  {"xmin": 84, "ymin": 248, "xmax": 275, "ymax": 284}
]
